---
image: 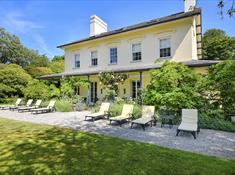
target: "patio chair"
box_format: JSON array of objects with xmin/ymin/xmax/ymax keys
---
[
  {"xmin": 131, "ymin": 105, "xmax": 155, "ymax": 131},
  {"xmin": 31, "ymin": 100, "xmax": 56, "ymax": 114},
  {"xmin": 0, "ymin": 98, "xmax": 22, "ymax": 110},
  {"xmin": 85, "ymin": 102, "xmax": 110, "ymax": 121},
  {"xmin": 18, "ymin": 100, "xmax": 42, "ymax": 112},
  {"xmin": 109, "ymin": 104, "xmax": 134, "ymax": 126},
  {"xmin": 176, "ymin": 109, "xmax": 199, "ymax": 139},
  {"xmin": 10, "ymin": 99, "xmax": 33, "ymax": 111}
]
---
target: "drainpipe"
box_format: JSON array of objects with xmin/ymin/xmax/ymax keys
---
[
  {"xmin": 139, "ymin": 71, "xmax": 143, "ymax": 106},
  {"xmin": 87, "ymin": 75, "xmax": 90, "ymax": 104}
]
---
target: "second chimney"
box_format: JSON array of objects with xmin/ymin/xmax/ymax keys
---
[{"xmin": 90, "ymin": 15, "xmax": 107, "ymax": 36}]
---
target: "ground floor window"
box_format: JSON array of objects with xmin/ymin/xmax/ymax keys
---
[
  {"xmin": 90, "ymin": 82, "xmax": 97, "ymax": 103},
  {"xmin": 131, "ymin": 81, "xmax": 140, "ymax": 99}
]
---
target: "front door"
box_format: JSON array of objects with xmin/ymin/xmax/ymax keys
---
[
  {"xmin": 90, "ymin": 82, "xmax": 97, "ymax": 104},
  {"xmin": 131, "ymin": 81, "xmax": 140, "ymax": 99}
]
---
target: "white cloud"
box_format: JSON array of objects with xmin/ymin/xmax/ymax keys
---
[
  {"xmin": 33, "ymin": 34, "xmax": 54, "ymax": 58},
  {"xmin": 0, "ymin": 11, "xmax": 54, "ymax": 58},
  {"xmin": 1, "ymin": 11, "xmax": 44, "ymax": 33}
]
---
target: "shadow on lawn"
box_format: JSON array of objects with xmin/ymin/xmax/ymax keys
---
[
  {"xmin": 0, "ymin": 126, "xmax": 151, "ymax": 175},
  {"xmin": 0, "ymin": 123, "xmax": 235, "ymax": 175}
]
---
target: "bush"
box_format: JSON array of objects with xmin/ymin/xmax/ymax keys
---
[
  {"xmin": 24, "ymin": 79, "xmax": 50, "ymax": 100},
  {"xmin": 0, "ymin": 97, "xmax": 17, "ymax": 104},
  {"xmin": 55, "ymin": 99, "xmax": 73, "ymax": 112},
  {"xmin": 0, "ymin": 64, "xmax": 31, "ymax": 97},
  {"xmin": 199, "ymin": 113, "xmax": 235, "ymax": 132},
  {"xmin": 144, "ymin": 61, "xmax": 203, "ymax": 113},
  {"xmin": 27, "ymin": 67, "xmax": 53, "ymax": 77}
]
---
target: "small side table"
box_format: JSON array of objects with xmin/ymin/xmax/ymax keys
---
[{"xmin": 160, "ymin": 115, "xmax": 175, "ymax": 129}]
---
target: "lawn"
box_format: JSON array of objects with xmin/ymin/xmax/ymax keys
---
[{"xmin": 0, "ymin": 118, "xmax": 234, "ymax": 175}]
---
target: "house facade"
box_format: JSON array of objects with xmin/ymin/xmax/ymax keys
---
[{"xmin": 42, "ymin": 0, "xmax": 218, "ymax": 103}]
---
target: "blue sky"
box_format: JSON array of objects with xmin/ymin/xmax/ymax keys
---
[{"xmin": 0, "ymin": 0, "xmax": 234, "ymax": 59}]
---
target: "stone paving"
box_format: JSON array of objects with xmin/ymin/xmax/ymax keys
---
[{"xmin": 0, "ymin": 110, "xmax": 235, "ymax": 159}]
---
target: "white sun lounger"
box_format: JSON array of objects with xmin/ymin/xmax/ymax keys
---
[
  {"xmin": 85, "ymin": 102, "xmax": 110, "ymax": 121},
  {"xmin": 0, "ymin": 98, "xmax": 22, "ymax": 110},
  {"xmin": 18, "ymin": 100, "xmax": 42, "ymax": 112},
  {"xmin": 131, "ymin": 105, "xmax": 155, "ymax": 130},
  {"xmin": 31, "ymin": 100, "xmax": 56, "ymax": 114},
  {"xmin": 109, "ymin": 104, "xmax": 134, "ymax": 126},
  {"xmin": 176, "ymin": 109, "xmax": 200, "ymax": 139}
]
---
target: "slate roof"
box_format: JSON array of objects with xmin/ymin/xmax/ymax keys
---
[
  {"xmin": 57, "ymin": 8, "xmax": 201, "ymax": 48},
  {"xmin": 39, "ymin": 60, "xmax": 219, "ymax": 79}
]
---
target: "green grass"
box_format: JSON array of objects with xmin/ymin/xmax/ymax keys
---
[{"xmin": 0, "ymin": 118, "xmax": 234, "ymax": 175}]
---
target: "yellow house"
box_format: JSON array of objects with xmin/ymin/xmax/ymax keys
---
[{"xmin": 41, "ymin": 0, "xmax": 218, "ymax": 104}]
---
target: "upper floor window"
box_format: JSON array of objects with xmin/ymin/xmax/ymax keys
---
[
  {"xmin": 160, "ymin": 38, "xmax": 171, "ymax": 58},
  {"xmin": 132, "ymin": 43, "xmax": 141, "ymax": 61},
  {"xmin": 74, "ymin": 54, "xmax": 80, "ymax": 68},
  {"xmin": 110, "ymin": 47, "xmax": 117, "ymax": 64},
  {"xmin": 91, "ymin": 51, "xmax": 98, "ymax": 66}
]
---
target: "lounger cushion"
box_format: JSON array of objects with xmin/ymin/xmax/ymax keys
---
[
  {"xmin": 178, "ymin": 122, "xmax": 197, "ymax": 131},
  {"xmin": 110, "ymin": 115, "xmax": 131, "ymax": 121},
  {"xmin": 132, "ymin": 117, "xmax": 152, "ymax": 124},
  {"xmin": 87, "ymin": 112, "xmax": 105, "ymax": 117}
]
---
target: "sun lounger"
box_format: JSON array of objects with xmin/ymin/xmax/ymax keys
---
[
  {"xmin": 176, "ymin": 109, "xmax": 200, "ymax": 139},
  {"xmin": 10, "ymin": 99, "xmax": 33, "ymax": 111},
  {"xmin": 31, "ymin": 100, "xmax": 56, "ymax": 114},
  {"xmin": 18, "ymin": 100, "xmax": 42, "ymax": 112},
  {"xmin": 109, "ymin": 104, "xmax": 134, "ymax": 126},
  {"xmin": 85, "ymin": 102, "xmax": 110, "ymax": 121},
  {"xmin": 0, "ymin": 98, "xmax": 22, "ymax": 110},
  {"xmin": 131, "ymin": 105, "xmax": 155, "ymax": 131}
]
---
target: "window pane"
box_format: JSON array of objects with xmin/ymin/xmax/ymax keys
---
[
  {"xmin": 160, "ymin": 38, "xmax": 170, "ymax": 48},
  {"xmin": 91, "ymin": 51, "xmax": 98, "ymax": 66},
  {"xmin": 132, "ymin": 43, "xmax": 141, "ymax": 53},
  {"xmin": 110, "ymin": 47, "xmax": 117, "ymax": 64},
  {"xmin": 75, "ymin": 54, "xmax": 80, "ymax": 68}
]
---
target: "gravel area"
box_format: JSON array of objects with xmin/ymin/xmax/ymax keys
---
[{"xmin": 0, "ymin": 110, "xmax": 235, "ymax": 160}]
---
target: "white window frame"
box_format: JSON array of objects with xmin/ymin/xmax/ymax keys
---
[
  {"xmin": 109, "ymin": 47, "xmax": 118, "ymax": 64},
  {"xmin": 132, "ymin": 43, "xmax": 142, "ymax": 61},
  {"xmin": 91, "ymin": 51, "xmax": 98, "ymax": 66},
  {"xmin": 74, "ymin": 54, "xmax": 80, "ymax": 68},
  {"xmin": 159, "ymin": 38, "xmax": 171, "ymax": 58}
]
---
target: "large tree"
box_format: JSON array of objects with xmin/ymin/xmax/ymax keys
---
[{"xmin": 202, "ymin": 29, "xmax": 235, "ymax": 60}]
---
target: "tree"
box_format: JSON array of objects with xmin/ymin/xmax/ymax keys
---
[
  {"xmin": 51, "ymin": 55, "xmax": 64, "ymax": 62},
  {"xmin": 27, "ymin": 67, "xmax": 53, "ymax": 77},
  {"xmin": 24, "ymin": 79, "xmax": 50, "ymax": 100},
  {"xmin": 49, "ymin": 59, "xmax": 64, "ymax": 73},
  {"xmin": 202, "ymin": 29, "xmax": 235, "ymax": 60},
  {"xmin": 0, "ymin": 28, "xmax": 29, "ymax": 67},
  {"xmin": 144, "ymin": 61, "xmax": 202, "ymax": 113},
  {"xmin": 207, "ymin": 60, "xmax": 235, "ymax": 116},
  {"xmin": 0, "ymin": 64, "xmax": 31, "ymax": 97},
  {"xmin": 218, "ymin": 0, "xmax": 235, "ymax": 18}
]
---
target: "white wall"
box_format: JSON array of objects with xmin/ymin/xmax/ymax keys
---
[{"xmin": 64, "ymin": 18, "xmax": 197, "ymax": 73}]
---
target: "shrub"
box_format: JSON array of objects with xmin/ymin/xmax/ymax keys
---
[
  {"xmin": 0, "ymin": 64, "xmax": 31, "ymax": 97},
  {"xmin": 144, "ymin": 61, "xmax": 202, "ymax": 113},
  {"xmin": 24, "ymin": 79, "xmax": 50, "ymax": 100},
  {"xmin": 199, "ymin": 113, "xmax": 235, "ymax": 132},
  {"xmin": 207, "ymin": 60, "xmax": 235, "ymax": 116},
  {"xmin": 0, "ymin": 97, "xmax": 17, "ymax": 104},
  {"xmin": 27, "ymin": 67, "xmax": 53, "ymax": 77},
  {"xmin": 55, "ymin": 99, "xmax": 73, "ymax": 112}
]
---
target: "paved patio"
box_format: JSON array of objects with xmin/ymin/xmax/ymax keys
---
[{"xmin": 0, "ymin": 110, "xmax": 235, "ymax": 159}]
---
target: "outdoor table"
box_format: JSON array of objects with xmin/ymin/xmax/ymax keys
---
[{"xmin": 160, "ymin": 115, "xmax": 175, "ymax": 128}]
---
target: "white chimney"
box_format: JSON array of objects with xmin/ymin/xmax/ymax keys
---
[
  {"xmin": 184, "ymin": 0, "xmax": 196, "ymax": 12},
  {"xmin": 90, "ymin": 15, "xmax": 107, "ymax": 36}
]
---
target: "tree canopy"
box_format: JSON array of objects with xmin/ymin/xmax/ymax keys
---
[{"xmin": 202, "ymin": 29, "xmax": 235, "ymax": 60}]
